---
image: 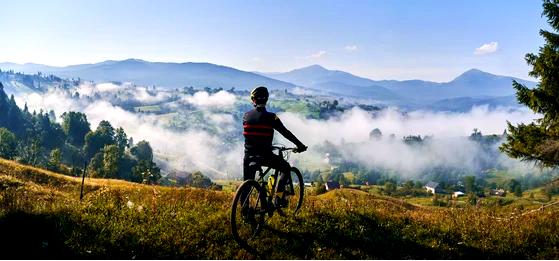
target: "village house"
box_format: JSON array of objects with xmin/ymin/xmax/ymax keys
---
[
  {"xmin": 424, "ymin": 181, "xmax": 439, "ymax": 194},
  {"xmin": 325, "ymin": 181, "xmax": 340, "ymax": 191},
  {"xmin": 490, "ymin": 188, "xmax": 506, "ymax": 197},
  {"xmin": 452, "ymin": 191, "xmax": 465, "ymax": 198}
]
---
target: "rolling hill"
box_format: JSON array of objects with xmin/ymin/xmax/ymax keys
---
[
  {"xmin": 0, "ymin": 59, "xmax": 296, "ymax": 91},
  {"xmin": 387, "ymin": 69, "xmax": 537, "ymax": 102},
  {"xmin": 428, "ymin": 95, "xmax": 521, "ymax": 112},
  {"xmin": 309, "ymin": 81, "xmax": 405, "ymax": 103},
  {"xmin": 259, "ymin": 65, "xmax": 403, "ymax": 102},
  {"xmin": 0, "ymin": 70, "xmax": 75, "ymax": 95},
  {"xmin": 260, "ymin": 64, "xmax": 378, "ymax": 87},
  {"xmin": 1, "ymin": 60, "xmax": 538, "ymax": 109},
  {"xmin": 0, "ymin": 157, "xmax": 557, "ymax": 259},
  {"xmin": 260, "ymin": 65, "xmax": 537, "ymax": 104}
]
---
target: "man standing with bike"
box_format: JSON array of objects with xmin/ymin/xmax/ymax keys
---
[{"xmin": 242, "ymin": 86, "xmax": 307, "ymax": 207}]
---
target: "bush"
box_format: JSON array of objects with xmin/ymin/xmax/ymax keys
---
[
  {"xmin": 315, "ymin": 184, "xmax": 327, "ymax": 195},
  {"xmin": 467, "ymin": 192, "xmax": 478, "ymax": 206}
]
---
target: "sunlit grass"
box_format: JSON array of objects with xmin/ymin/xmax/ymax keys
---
[{"xmin": 0, "ymin": 158, "xmax": 558, "ymax": 259}]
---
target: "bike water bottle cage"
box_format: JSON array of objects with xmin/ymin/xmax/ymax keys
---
[{"xmin": 267, "ymin": 175, "xmax": 275, "ymax": 195}]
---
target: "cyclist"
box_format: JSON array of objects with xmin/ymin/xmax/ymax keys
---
[{"xmin": 243, "ymin": 86, "xmax": 307, "ymax": 208}]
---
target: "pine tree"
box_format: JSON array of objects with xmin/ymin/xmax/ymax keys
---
[
  {"xmin": 500, "ymin": 0, "xmax": 559, "ymax": 167},
  {"xmin": 0, "ymin": 128, "xmax": 17, "ymax": 159},
  {"xmin": 102, "ymin": 144, "xmax": 120, "ymax": 178},
  {"xmin": 0, "ymin": 83, "xmax": 7, "ymax": 128},
  {"xmin": 48, "ymin": 148, "xmax": 62, "ymax": 172},
  {"xmin": 114, "ymin": 127, "xmax": 128, "ymax": 156},
  {"xmin": 61, "ymin": 111, "xmax": 90, "ymax": 146}
]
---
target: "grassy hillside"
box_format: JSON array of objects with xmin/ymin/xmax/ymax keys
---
[{"xmin": 0, "ymin": 158, "xmax": 558, "ymax": 259}]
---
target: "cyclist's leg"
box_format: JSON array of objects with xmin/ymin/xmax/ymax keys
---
[
  {"xmin": 241, "ymin": 155, "xmax": 257, "ymax": 219},
  {"xmin": 262, "ymin": 154, "xmax": 291, "ymax": 205},
  {"xmin": 243, "ymin": 154, "xmax": 256, "ymax": 181}
]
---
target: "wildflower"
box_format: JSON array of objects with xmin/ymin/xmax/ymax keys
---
[{"xmin": 127, "ymin": 200, "xmax": 135, "ymax": 209}]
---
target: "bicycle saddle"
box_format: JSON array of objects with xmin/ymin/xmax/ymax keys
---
[{"xmin": 247, "ymin": 156, "xmax": 263, "ymax": 171}]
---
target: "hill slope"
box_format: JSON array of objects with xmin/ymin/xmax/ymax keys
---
[
  {"xmin": 0, "ymin": 70, "xmax": 76, "ymax": 95},
  {"xmin": 260, "ymin": 64, "xmax": 378, "ymax": 87},
  {"xmin": 0, "ymin": 158, "xmax": 557, "ymax": 259},
  {"xmin": 262, "ymin": 65, "xmax": 537, "ymax": 104},
  {"xmin": 388, "ymin": 69, "xmax": 537, "ymax": 102},
  {"xmin": 0, "ymin": 59, "xmax": 296, "ymax": 90},
  {"xmin": 260, "ymin": 65, "xmax": 403, "ymax": 102}
]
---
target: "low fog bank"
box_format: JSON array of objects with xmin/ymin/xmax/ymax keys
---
[
  {"xmin": 15, "ymin": 85, "xmax": 243, "ymax": 177},
  {"xmin": 277, "ymin": 106, "xmax": 541, "ymax": 179},
  {"xmin": 13, "ymin": 82, "xmax": 542, "ymax": 180},
  {"xmin": 279, "ymin": 106, "xmax": 535, "ymax": 144}
]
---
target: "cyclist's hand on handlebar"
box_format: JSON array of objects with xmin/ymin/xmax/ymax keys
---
[{"xmin": 293, "ymin": 145, "xmax": 307, "ymax": 153}]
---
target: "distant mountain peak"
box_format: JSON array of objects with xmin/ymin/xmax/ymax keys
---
[
  {"xmin": 462, "ymin": 68, "xmax": 486, "ymax": 75},
  {"xmin": 452, "ymin": 68, "xmax": 498, "ymax": 82},
  {"xmin": 295, "ymin": 64, "xmax": 328, "ymax": 72},
  {"xmin": 120, "ymin": 58, "xmax": 148, "ymax": 63},
  {"xmin": 307, "ymin": 64, "xmax": 326, "ymax": 69}
]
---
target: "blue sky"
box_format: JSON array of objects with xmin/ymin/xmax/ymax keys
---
[{"xmin": 0, "ymin": 0, "xmax": 549, "ymax": 81}]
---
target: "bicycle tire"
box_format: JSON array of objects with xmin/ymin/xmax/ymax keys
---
[
  {"xmin": 284, "ymin": 167, "xmax": 304, "ymax": 215},
  {"xmin": 230, "ymin": 179, "xmax": 267, "ymax": 246}
]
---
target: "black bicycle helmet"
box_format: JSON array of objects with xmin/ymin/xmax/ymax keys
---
[{"xmin": 250, "ymin": 86, "xmax": 269, "ymax": 105}]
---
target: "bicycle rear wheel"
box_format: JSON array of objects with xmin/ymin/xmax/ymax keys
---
[
  {"xmin": 230, "ymin": 180, "xmax": 267, "ymax": 246},
  {"xmin": 283, "ymin": 167, "xmax": 304, "ymax": 215}
]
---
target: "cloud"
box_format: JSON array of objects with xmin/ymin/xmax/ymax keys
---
[
  {"xmin": 15, "ymin": 87, "xmax": 242, "ymax": 178},
  {"xmin": 474, "ymin": 42, "xmax": 499, "ymax": 55},
  {"xmin": 251, "ymin": 57, "xmax": 261, "ymax": 62},
  {"xmin": 289, "ymin": 87, "xmax": 322, "ymax": 96},
  {"xmin": 14, "ymin": 85, "xmax": 544, "ymax": 180},
  {"xmin": 310, "ymin": 50, "xmax": 327, "ymax": 59},
  {"xmin": 297, "ymin": 50, "xmax": 327, "ymax": 60},
  {"xmin": 75, "ymin": 82, "xmax": 172, "ymax": 103},
  {"xmin": 275, "ymin": 106, "xmax": 540, "ymax": 179},
  {"xmin": 344, "ymin": 45, "xmax": 358, "ymax": 52},
  {"xmin": 181, "ymin": 90, "xmax": 236, "ymax": 108},
  {"xmin": 278, "ymin": 106, "xmax": 535, "ymax": 145}
]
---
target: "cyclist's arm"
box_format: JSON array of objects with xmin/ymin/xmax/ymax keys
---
[{"xmin": 272, "ymin": 114, "xmax": 304, "ymax": 147}]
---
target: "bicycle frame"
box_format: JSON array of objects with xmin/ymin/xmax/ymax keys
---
[{"xmin": 245, "ymin": 147, "xmax": 295, "ymax": 215}]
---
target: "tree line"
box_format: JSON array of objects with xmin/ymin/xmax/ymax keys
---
[{"xmin": 0, "ymin": 82, "xmax": 160, "ymax": 184}]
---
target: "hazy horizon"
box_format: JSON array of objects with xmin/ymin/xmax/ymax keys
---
[
  {"xmin": 0, "ymin": 58, "xmax": 537, "ymax": 83},
  {"xmin": 0, "ymin": 1, "xmax": 548, "ymax": 82}
]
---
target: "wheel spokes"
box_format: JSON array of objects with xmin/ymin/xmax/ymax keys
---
[{"xmin": 232, "ymin": 182, "xmax": 266, "ymax": 244}]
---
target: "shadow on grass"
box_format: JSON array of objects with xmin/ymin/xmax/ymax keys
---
[
  {"xmin": 248, "ymin": 211, "xmax": 491, "ymax": 259},
  {"xmin": 0, "ymin": 208, "xmax": 526, "ymax": 259},
  {"xmin": 0, "ymin": 210, "xmax": 185, "ymax": 259},
  {"xmin": 0, "ymin": 210, "xmax": 80, "ymax": 259}
]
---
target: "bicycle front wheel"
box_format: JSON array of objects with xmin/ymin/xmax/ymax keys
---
[{"xmin": 230, "ymin": 179, "xmax": 266, "ymax": 246}]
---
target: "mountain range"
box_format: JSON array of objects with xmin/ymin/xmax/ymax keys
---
[
  {"xmin": 0, "ymin": 59, "xmax": 537, "ymax": 110},
  {"xmin": 259, "ymin": 65, "xmax": 536, "ymax": 104},
  {"xmin": 0, "ymin": 59, "xmax": 295, "ymax": 91}
]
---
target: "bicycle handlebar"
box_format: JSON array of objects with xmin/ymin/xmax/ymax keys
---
[{"xmin": 271, "ymin": 146, "xmax": 296, "ymax": 152}]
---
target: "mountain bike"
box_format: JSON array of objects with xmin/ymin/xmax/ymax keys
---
[{"xmin": 230, "ymin": 146, "xmax": 305, "ymax": 247}]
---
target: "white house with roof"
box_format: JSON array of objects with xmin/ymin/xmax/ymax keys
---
[
  {"xmin": 424, "ymin": 181, "xmax": 439, "ymax": 194},
  {"xmin": 452, "ymin": 191, "xmax": 465, "ymax": 198}
]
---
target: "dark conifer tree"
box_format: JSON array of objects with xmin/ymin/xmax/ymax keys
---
[{"xmin": 501, "ymin": 0, "xmax": 559, "ymax": 167}]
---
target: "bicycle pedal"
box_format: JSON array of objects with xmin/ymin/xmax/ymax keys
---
[
  {"xmin": 276, "ymin": 207, "xmax": 286, "ymax": 217},
  {"xmin": 274, "ymin": 197, "xmax": 288, "ymax": 208}
]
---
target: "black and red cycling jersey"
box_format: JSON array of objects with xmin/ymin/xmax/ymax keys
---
[{"xmin": 243, "ymin": 107, "xmax": 304, "ymax": 155}]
